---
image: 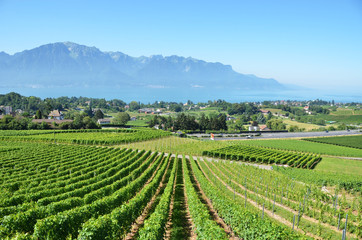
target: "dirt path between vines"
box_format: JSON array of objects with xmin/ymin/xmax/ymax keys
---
[
  {"xmin": 209, "ymin": 157, "xmax": 359, "ymax": 236},
  {"xmin": 185, "ymin": 156, "xmax": 240, "ymax": 240},
  {"xmin": 196, "ymin": 156, "xmax": 320, "ymax": 239},
  {"xmin": 205, "ymin": 155, "xmax": 359, "ymax": 222},
  {"xmin": 124, "ymin": 155, "xmax": 170, "ymax": 240},
  {"xmin": 202, "ymin": 157, "xmax": 359, "ymax": 239},
  {"xmin": 181, "ymin": 157, "xmax": 198, "ymax": 240},
  {"xmin": 164, "ymin": 158, "xmax": 178, "ymax": 240}
]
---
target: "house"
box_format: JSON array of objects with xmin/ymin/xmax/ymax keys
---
[
  {"xmin": 139, "ymin": 108, "xmax": 153, "ymax": 114},
  {"xmin": 259, "ymin": 109, "xmax": 270, "ymax": 115},
  {"xmin": 153, "ymin": 109, "xmax": 163, "ymax": 114},
  {"xmin": 0, "ymin": 106, "xmax": 13, "ymax": 115},
  {"xmin": 303, "ymin": 106, "xmax": 312, "ymax": 114},
  {"xmin": 48, "ymin": 110, "xmax": 64, "ymax": 120},
  {"xmin": 248, "ymin": 125, "xmax": 260, "ymax": 131},
  {"xmin": 259, "ymin": 125, "xmax": 270, "ymax": 131},
  {"xmin": 130, "ymin": 117, "xmax": 137, "ymax": 121},
  {"xmin": 97, "ymin": 119, "xmax": 111, "ymax": 125},
  {"xmin": 248, "ymin": 121, "xmax": 259, "ymax": 131},
  {"xmin": 15, "ymin": 109, "xmax": 23, "ymax": 114}
]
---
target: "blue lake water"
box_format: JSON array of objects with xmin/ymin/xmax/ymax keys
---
[{"xmin": 1, "ymin": 86, "xmax": 361, "ymax": 103}]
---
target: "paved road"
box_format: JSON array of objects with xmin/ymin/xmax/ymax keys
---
[{"xmin": 189, "ymin": 130, "xmax": 361, "ymax": 140}]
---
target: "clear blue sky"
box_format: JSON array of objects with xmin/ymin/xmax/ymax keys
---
[{"xmin": 0, "ymin": 0, "xmax": 361, "ymax": 89}]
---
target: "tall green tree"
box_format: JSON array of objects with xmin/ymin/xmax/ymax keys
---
[
  {"xmin": 266, "ymin": 119, "xmax": 286, "ymax": 130},
  {"xmin": 112, "ymin": 112, "xmax": 130, "ymax": 125},
  {"xmin": 94, "ymin": 109, "xmax": 104, "ymax": 120},
  {"xmin": 129, "ymin": 101, "xmax": 140, "ymax": 111},
  {"xmin": 35, "ymin": 110, "xmax": 43, "ymax": 119},
  {"xmin": 199, "ymin": 113, "xmax": 209, "ymax": 131},
  {"xmin": 256, "ymin": 113, "xmax": 266, "ymax": 124}
]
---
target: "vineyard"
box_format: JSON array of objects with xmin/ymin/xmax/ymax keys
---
[
  {"xmin": 0, "ymin": 129, "xmax": 172, "ymax": 145},
  {"xmin": 235, "ymin": 139, "xmax": 362, "ymax": 158},
  {"xmin": 202, "ymin": 145, "xmax": 322, "ymax": 169},
  {"xmin": 0, "ymin": 131, "xmax": 361, "ymax": 240}
]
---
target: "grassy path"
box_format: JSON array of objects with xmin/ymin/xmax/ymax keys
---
[
  {"xmin": 169, "ymin": 158, "xmax": 195, "ymax": 240},
  {"xmin": 185, "ymin": 156, "xmax": 237, "ymax": 239}
]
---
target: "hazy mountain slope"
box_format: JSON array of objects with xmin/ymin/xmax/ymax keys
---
[{"xmin": 0, "ymin": 42, "xmax": 284, "ymax": 91}]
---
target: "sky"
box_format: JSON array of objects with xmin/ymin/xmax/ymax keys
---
[{"xmin": 0, "ymin": 0, "xmax": 361, "ymax": 90}]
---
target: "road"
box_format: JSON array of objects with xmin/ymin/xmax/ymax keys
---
[{"xmin": 189, "ymin": 130, "xmax": 361, "ymax": 140}]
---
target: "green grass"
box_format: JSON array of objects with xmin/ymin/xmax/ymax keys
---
[
  {"xmin": 236, "ymin": 139, "xmax": 362, "ymax": 157},
  {"xmin": 274, "ymin": 157, "xmax": 362, "ymax": 192},
  {"xmin": 183, "ymin": 109, "xmax": 226, "ymax": 118},
  {"xmin": 312, "ymin": 114, "xmax": 362, "ymax": 124},
  {"xmin": 170, "ymin": 158, "xmax": 192, "ymax": 240},
  {"xmin": 314, "ymin": 156, "xmax": 362, "ymax": 176},
  {"xmin": 126, "ymin": 119, "xmax": 148, "ymax": 127},
  {"xmin": 331, "ymin": 108, "xmax": 362, "ymax": 115},
  {"xmin": 303, "ymin": 135, "xmax": 362, "ymax": 149}
]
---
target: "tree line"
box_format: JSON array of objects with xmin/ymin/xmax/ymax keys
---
[{"xmin": 148, "ymin": 113, "xmax": 227, "ymax": 131}]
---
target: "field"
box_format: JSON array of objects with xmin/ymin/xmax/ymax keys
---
[
  {"xmin": 330, "ymin": 108, "xmax": 362, "ymax": 116},
  {"xmin": 311, "ymin": 114, "xmax": 362, "ymax": 125},
  {"xmin": 236, "ymin": 138, "xmax": 362, "ymax": 157},
  {"xmin": 282, "ymin": 119, "xmax": 329, "ymax": 131},
  {"xmin": 265, "ymin": 106, "xmax": 362, "ymax": 128},
  {"xmin": 202, "ymin": 144, "xmax": 322, "ymax": 169},
  {"xmin": 0, "ymin": 129, "xmax": 171, "ymax": 145},
  {"xmin": 303, "ymin": 135, "xmax": 362, "ymax": 149},
  {"xmin": 0, "ymin": 130, "xmax": 361, "ymax": 239}
]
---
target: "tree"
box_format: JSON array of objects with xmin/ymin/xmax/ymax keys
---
[
  {"xmin": 21, "ymin": 112, "xmax": 31, "ymax": 118},
  {"xmin": 256, "ymin": 113, "xmax": 266, "ymax": 124},
  {"xmin": 84, "ymin": 106, "xmax": 93, "ymax": 117},
  {"xmin": 112, "ymin": 112, "xmax": 130, "ymax": 125},
  {"xmin": 288, "ymin": 125, "xmax": 304, "ymax": 132},
  {"xmin": 83, "ymin": 116, "xmax": 99, "ymax": 129},
  {"xmin": 266, "ymin": 119, "xmax": 286, "ymax": 130},
  {"xmin": 337, "ymin": 123, "xmax": 347, "ymax": 130},
  {"xmin": 315, "ymin": 119, "xmax": 325, "ymax": 126},
  {"xmin": 28, "ymin": 121, "xmax": 40, "ymax": 130},
  {"xmin": 94, "ymin": 109, "xmax": 104, "ymax": 120},
  {"xmin": 60, "ymin": 122, "xmax": 72, "ymax": 129},
  {"xmin": 169, "ymin": 103, "xmax": 182, "ymax": 112},
  {"xmin": 235, "ymin": 119, "xmax": 245, "ymax": 131},
  {"xmin": 40, "ymin": 121, "xmax": 50, "ymax": 130},
  {"xmin": 199, "ymin": 113, "xmax": 209, "ymax": 131},
  {"xmin": 129, "ymin": 101, "xmax": 140, "ymax": 111},
  {"xmin": 217, "ymin": 114, "xmax": 227, "ymax": 130},
  {"xmin": 35, "ymin": 110, "xmax": 43, "ymax": 119},
  {"xmin": 165, "ymin": 116, "xmax": 173, "ymax": 130}
]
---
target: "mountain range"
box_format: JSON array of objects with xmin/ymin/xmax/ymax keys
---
[{"xmin": 0, "ymin": 42, "xmax": 284, "ymax": 92}]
